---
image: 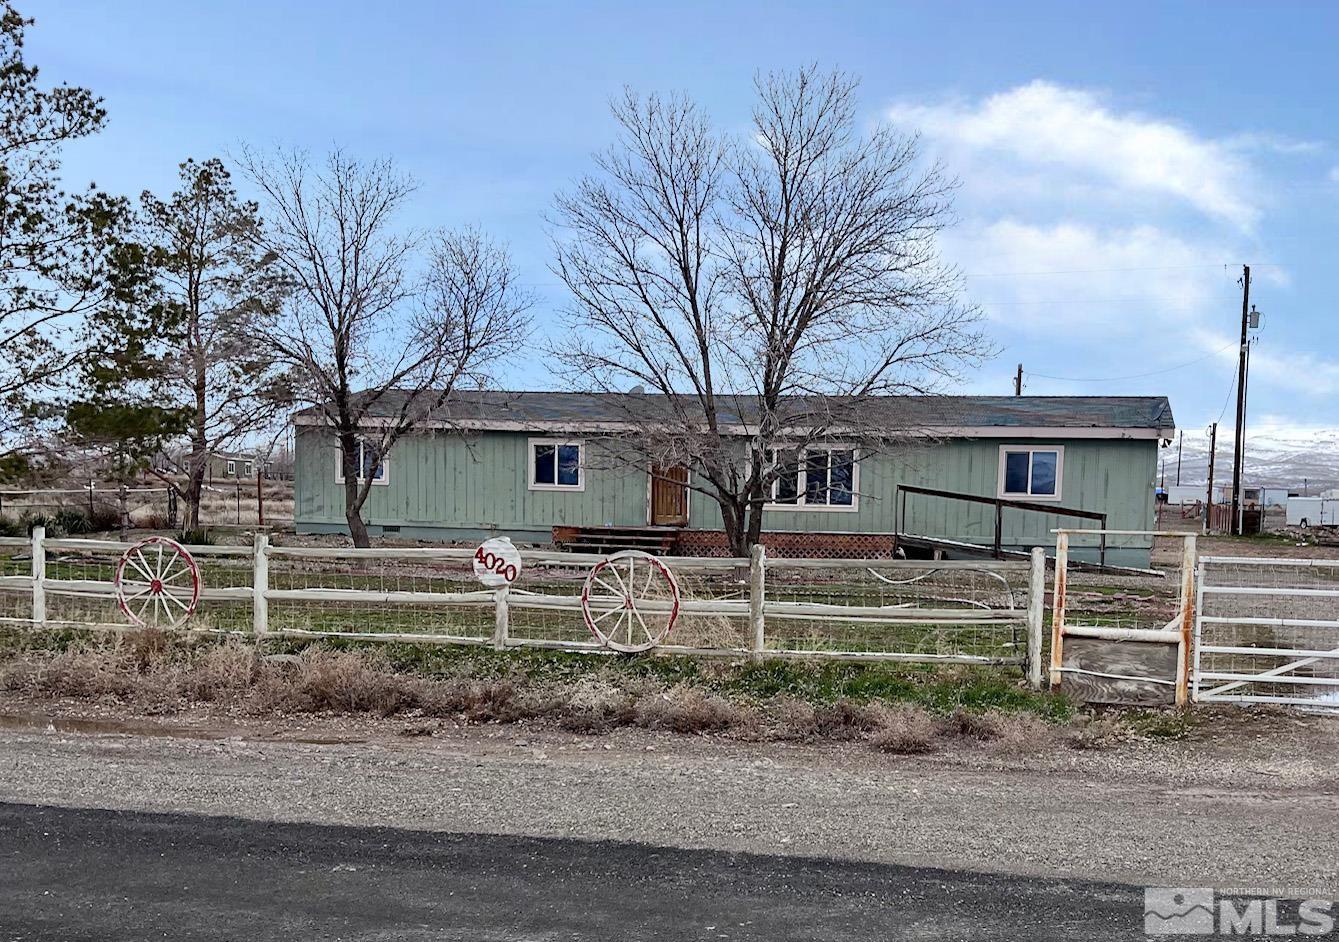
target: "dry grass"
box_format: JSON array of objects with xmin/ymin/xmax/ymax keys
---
[
  {"xmin": 945, "ymin": 708, "xmax": 1055, "ymax": 752},
  {"xmin": 0, "ymin": 631, "xmax": 1077, "ymax": 750},
  {"xmin": 869, "ymin": 705, "xmax": 939, "ymax": 755}
]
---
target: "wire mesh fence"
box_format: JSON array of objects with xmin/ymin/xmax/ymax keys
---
[
  {"xmin": 0, "ymin": 531, "xmax": 1043, "ymax": 677},
  {"xmin": 0, "ymin": 480, "xmax": 295, "ymax": 534},
  {"xmin": 763, "ymin": 559, "xmax": 1031, "ymax": 661},
  {"xmin": 1049, "ymin": 530, "xmax": 1180, "ymax": 635},
  {"xmin": 1195, "ymin": 556, "xmax": 1339, "ymax": 708}
]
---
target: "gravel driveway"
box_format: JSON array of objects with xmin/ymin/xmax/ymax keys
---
[{"xmin": 0, "ymin": 701, "xmax": 1336, "ymax": 895}]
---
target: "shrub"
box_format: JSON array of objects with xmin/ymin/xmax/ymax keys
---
[
  {"xmin": 139, "ymin": 511, "xmax": 172, "ymax": 531},
  {"xmin": 558, "ymin": 676, "xmax": 636, "ymax": 733},
  {"xmin": 88, "ymin": 504, "xmax": 122, "ymax": 532},
  {"xmin": 634, "ymin": 685, "xmax": 745, "ymax": 734},
  {"xmin": 19, "ymin": 513, "xmax": 65, "ymax": 537},
  {"xmin": 946, "ymin": 707, "xmax": 1052, "ymax": 751},
  {"xmin": 813, "ymin": 698, "xmax": 888, "ymax": 739},
  {"xmin": 869, "ymin": 705, "xmax": 938, "ymax": 754}
]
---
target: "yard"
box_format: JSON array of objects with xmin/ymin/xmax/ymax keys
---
[{"xmin": 2, "ymin": 524, "xmax": 1339, "ymax": 897}]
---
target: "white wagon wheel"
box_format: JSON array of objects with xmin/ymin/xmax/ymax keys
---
[
  {"xmin": 581, "ymin": 550, "xmax": 681, "ymax": 653},
  {"xmin": 114, "ymin": 536, "xmax": 201, "ymax": 630}
]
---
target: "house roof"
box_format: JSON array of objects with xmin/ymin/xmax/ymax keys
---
[{"xmin": 294, "ymin": 391, "xmax": 1175, "ymax": 440}]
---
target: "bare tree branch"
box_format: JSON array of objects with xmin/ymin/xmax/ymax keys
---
[
  {"xmin": 239, "ymin": 147, "xmax": 532, "ymax": 546},
  {"xmin": 551, "ymin": 66, "xmax": 991, "ymax": 555}
]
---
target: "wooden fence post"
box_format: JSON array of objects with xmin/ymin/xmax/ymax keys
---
[
  {"xmin": 749, "ymin": 543, "xmax": 766, "ymax": 659},
  {"xmin": 1175, "ymin": 534, "xmax": 1197, "ymax": 707},
  {"xmin": 1048, "ymin": 532, "xmax": 1068, "ymax": 691},
  {"xmin": 31, "ymin": 524, "xmax": 45, "ymax": 628},
  {"xmin": 1027, "ymin": 546, "xmax": 1045, "ymax": 689},
  {"xmin": 252, "ymin": 532, "xmax": 269, "ymax": 638},
  {"xmin": 493, "ymin": 586, "xmax": 510, "ymax": 651}
]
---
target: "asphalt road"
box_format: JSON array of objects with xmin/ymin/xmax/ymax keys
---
[{"xmin": 0, "ymin": 802, "xmax": 1145, "ymax": 941}]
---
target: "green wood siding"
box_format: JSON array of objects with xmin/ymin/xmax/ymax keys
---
[
  {"xmin": 685, "ymin": 438, "xmax": 1156, "ymax": 548},
  {"xmin": 294, "ymin": 428, "xmax": 648, "ymax": 533},
  {"xmin": 295, "ymin": 429, "xmax": 1157, "ymax": 547}
]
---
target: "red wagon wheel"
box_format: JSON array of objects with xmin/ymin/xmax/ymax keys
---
[
  {"xmin": 580, "ymin": 550, "xmax": 681, "ymax": 653},
  {"xmin": 114, "ymin": 536, "xmax": 201, "ymax": 630}
]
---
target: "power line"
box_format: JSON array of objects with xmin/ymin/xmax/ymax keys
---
[
  {"xmin": 1029, "ymin": 342, "xmax": 1237, "ymax": 383},
  {"xmin": 1215, "ymin": 366, "xmax": 1238, "ymax": 425}
]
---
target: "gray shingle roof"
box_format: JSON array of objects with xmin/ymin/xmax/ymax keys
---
[{"xmin": 297, "ymin": 391, "xmax": 1174, "ymax": 433}]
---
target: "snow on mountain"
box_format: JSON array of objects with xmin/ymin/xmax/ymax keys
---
[{"xmin": 1159, "ymin": 423, "xmax": 1339, "ymax": 493}]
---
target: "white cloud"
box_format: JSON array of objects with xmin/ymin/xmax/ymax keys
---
[
  {"xmin": 1189, "ymin": 327, "xmax": 1339, "ymax": 397},
  {"xmin": 949, "ymin": 220, "xmax": 1233, "ymax": 333},
  {"xmin": 886, "ymin": 79, "xmax": 1339, "ymax": 432},
  {"xmin": 888, "ymin": 81, "xmax": 1260, "ymax": 229},
  {"xmin": 1223, "ymin": 132, "xmax": 1322, "ymax": 156}
]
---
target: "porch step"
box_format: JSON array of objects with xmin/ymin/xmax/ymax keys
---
[{"xmin": 553, "ymin": 525, "xmax": 679, "ymax": 556}]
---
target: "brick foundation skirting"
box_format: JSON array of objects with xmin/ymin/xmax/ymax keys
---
[{"xmin": 673, "ymin": 529, "xmax": 897, "ymax": 559}]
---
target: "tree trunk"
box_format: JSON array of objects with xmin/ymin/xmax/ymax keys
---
[
  {"xmin": 345, "ymin": 502, "xmax": 370, "ymax": 548},
  {"xmin": 188, "ymin": 323, "xmax": 209, "ymax": 531},
  {"xmin": 722, "ymin": 500, "xmax": 748, "ymax": 558},
  {"xmin": 338, "ymin": 431, "xmax": 371, "ymax": 547},
  {"xmin": 744, "ymin": 500, "xmax": 766, "ymax": 553},
  {"xmin": 185, "ymin": 454, "xmax": 205, "ymax": 530}
]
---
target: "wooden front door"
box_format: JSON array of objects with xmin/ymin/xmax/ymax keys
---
[{"xmin": 650, "ymin": 465, "xmax": 689, "ymax": 526}]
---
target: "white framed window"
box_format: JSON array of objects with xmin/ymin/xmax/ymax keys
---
[
  {"xmin": 334, "ymin": 439, "xmax": 389, "ymax": 486},
  {"xmin": 763, "ymin": 446, "xmax": 858, "ymax": 511},
  {"xmin": 998, "ymin": 445, "xmax": 1063, "ymax": 501},
  {"xmin": 528, "ymin": 439, "xmax": 584, "ymax": 491},
  {"xmin": 226, "ymin": 460, "xmax": 236, "ymax": 475},
  {"xmin": 243, "ymin": 461, "xmax": 252, "ymax": 476}
]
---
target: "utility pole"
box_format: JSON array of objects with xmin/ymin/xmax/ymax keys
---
[
  {"xmin": 1175, "ymin": 430, "xmax": 1183, "ymax": 486},
  {"xmin": 1205, "ymin": 422, "xmax": 1217, "ymax": 534},
  {"xmin": 1239, "ymin": 338, "xmax": 1253, "ymax": 535},
  {"xmin": 1014, "ymin": 363, "xmax": 1023, "ymax": 396},
  {"xmin": 1229, "ymin": 265, "xmax": 1250, "ymax": 536}
]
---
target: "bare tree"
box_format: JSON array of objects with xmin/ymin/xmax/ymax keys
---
[
  {"xmin": 553, "ymin": 67, "xmax": 989, "ymax": 556},
  {"xmin": 240, "ymin": 148, "xmax": 532, "ymax": 546},
  {"xmin": 141, "ymin": 157, "xmax": 290, "ymax": 528}
]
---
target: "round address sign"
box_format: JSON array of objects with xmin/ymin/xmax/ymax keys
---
[{"xmin": 473, "ymin": 537, "xmax": 522, "ymax": 587}]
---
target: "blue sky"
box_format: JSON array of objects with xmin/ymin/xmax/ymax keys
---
[{"xmin": 28, "ymin": 1, "xmax": 1339, "ymax": 446}]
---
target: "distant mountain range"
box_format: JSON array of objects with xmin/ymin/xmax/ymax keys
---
[{"xmin": 1159, "ymin": 426, "xmax": 1339, "ymax": 493}]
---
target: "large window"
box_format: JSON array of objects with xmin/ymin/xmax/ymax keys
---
[
  {"xmin": 334, "ymin": 439, "xmax": 388, "ymax": 486},
  {"xmin": 529, "ymin": 439, "xmax": 584, "ymax": 491},
  {"xmin": 765, "ymin": 447, "xmax": 857, "ymax": 510},
  {"xmin": 998, "ymin": 445, "xmax": 1062, "ymax": 500}
]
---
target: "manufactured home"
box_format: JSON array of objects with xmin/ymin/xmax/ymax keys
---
[{"xmin": 292, "ymin": 392, "xmax": 1174, "ymax": 568}]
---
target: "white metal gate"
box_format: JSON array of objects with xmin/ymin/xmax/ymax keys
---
[{"xmin": 1193, "ymin": 556, "xmax": 1339, "ymax": 709}]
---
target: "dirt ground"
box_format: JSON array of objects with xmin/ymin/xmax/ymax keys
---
[{"xmin": 2, "ymin": 694, "xmax": 1336, "ymax": 894}]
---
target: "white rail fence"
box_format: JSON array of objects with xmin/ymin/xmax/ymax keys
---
[
  {"xmin": 0, "ymin": 529, "xmax": 1048, "ymax": 685},
  {"xmin": 1194, "ymin": 556, "xmax": 1339, "ymax": 709}
]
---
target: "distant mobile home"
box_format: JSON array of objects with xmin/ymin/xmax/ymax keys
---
[{"xmin": 292, "ymin": 393, "xmax": 1174, "ymax": 568}]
